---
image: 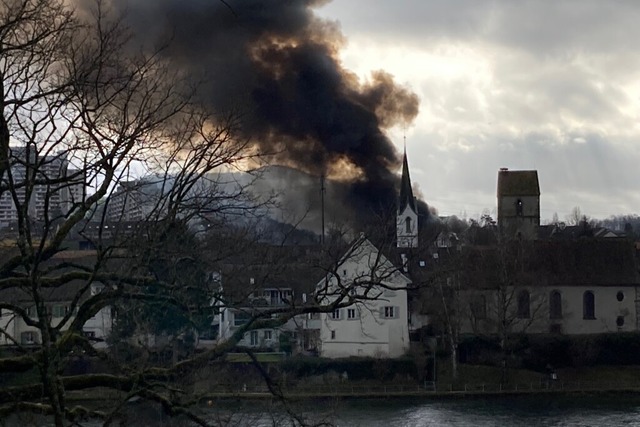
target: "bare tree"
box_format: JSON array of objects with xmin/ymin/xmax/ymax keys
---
[
  {"xmin": 0, "ymin": 1, "xmax": 275, "ymax": 425},
  {"xmin": 0, "ymin": 3, "xmax": 433, "ymax": 424},
  {"xmin": 464, "ymin": 238, "xmax": 546, "ymax": 384},
  {"xmin": 423, "ymin": 249, "xmax": 463, "ymax": 381},
  {"xmin": 566, "ymin": 206, "xmax": 583, "ymax": 226}
]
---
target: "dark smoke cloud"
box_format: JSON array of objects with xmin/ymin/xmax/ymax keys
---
[{"xmin": 102, "ymin": 0, "xmax": 420, "ymax": 221}]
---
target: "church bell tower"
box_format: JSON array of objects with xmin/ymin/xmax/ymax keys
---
[{"xmin": 397, "ymin": 148, "xmax": 418, "ymax": 248}]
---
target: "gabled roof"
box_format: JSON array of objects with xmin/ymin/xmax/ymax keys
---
[
  {"xmin": 0, "ymin": 250, "xmax": 102, "ymax": 304},
  {"xmin": 458, "ymin": 239, "xmax": 640, "ymax": 288},
  {"xmin": 217, "ymin": 244, "xmax": 331, "ymax": 304},
  {"xmin": 398, "ymin": 150, "xmax": 417, "ymax": 214},
  {"xmin": 539, "ymin": 224, "xmax": 624, "ymax": 240},
  {"xmin": 497, "ymin": 169, "xmax": 540, "ymax": 197},
  {"xmin": 339, "ymin": 235, "xmax": 412, "ymax": 285}
]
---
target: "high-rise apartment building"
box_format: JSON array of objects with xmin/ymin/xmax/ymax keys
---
[{"xmin": 0, "ymin": 147, "xmax": 85, "ymax": 227}]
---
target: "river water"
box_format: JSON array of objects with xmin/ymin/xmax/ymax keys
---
[
  {"xmin": 8, "ymin": 395, "xmax": 640, "ymax": 426},
  {"xmin": 333, "ymin": 395, "xmax": 640, "ymax": 426},
  {"xmin": 221, "ymin": 395, "xmax": 640, "ymax": 427}
]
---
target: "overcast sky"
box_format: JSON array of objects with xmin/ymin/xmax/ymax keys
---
[{"xmin": 314, "ymin": 0, "xmax": 640, "ymax": 222}]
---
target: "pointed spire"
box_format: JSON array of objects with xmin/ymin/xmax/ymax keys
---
[{"xmin": 398, "ymin": 147, "xmax": 417, "ymax": 214}]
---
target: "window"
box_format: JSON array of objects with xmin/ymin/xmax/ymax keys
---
[
  {"xmin": 264, "ymin": 330, "xmax": 272, "ymax": 340},
  {"xmin": 281, "ymin": 289, "xmax": 292, "ymax": 303},
  {"xmin": 471, "ymin": 295, "xmax": 487, "ymax": 319},
  {"xmin": 83, "ymin": 331, "xmax": 96, "ymax": 339},
  {"xmin": 331, "ymin": 309, "xmax": 341, "ymax": 320},
  {"xmin": 264, "ymin": 289, "xmax": 293, "ymax": 305},
  {"xmin": 26, "ymin": 306, "xmax": 37, "ymax": 318},
  {"xmin": 249, "ymin": 330, "xmax": 258, "ymax": 346},
  {"xmin": 516, "ymin": 290, "xmax": 530, "ymax": 319},
  {"xmin": 405, "ymin": 216, "xmax": 412, "ymax": 233},
  {"xmin": 234, "ymin": 311, "xmax": 250, "ymax": 326},
  {"xmin": 382, "ymin": 306, "xmax": 397, "ymax": 319},
  {"xmin": 549, "ymin": 290, "xmax": 562, "ymax": 319},
  {"xmin": 583, "ymin": 291, "xmax": 595, "ymax": 319},
  {"xmin": 330, "ymin": 330, "xmax": 336, "ymax": 340},
  {"xmin": 617, "ymin": 291, "xmax": 624, "ymax": 302},
  {"xmin": 20, "ymin": 331, "xmax": 38, "ymax": 345},
  {"xmin": 347, "ymin": 308, "xmax": 357, "ymax": 320},
  {"xmin": 515, "ymin": 199, "xmax": 523, "ymax": 216},
  {"xmin": 51, "ymin": 305, "xmax": 68, "ymax": 318},
  {"xmin": 617, "ymin": 316, "xmax": 625, "ymax": 328}
]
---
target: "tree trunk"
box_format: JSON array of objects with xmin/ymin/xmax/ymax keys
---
[
  {"xmin": 449, "ymin": 334, "xmax": 458, "ymax": 381},
  {"xmin": 500, "ymin": 332, "xmax": 508, "ymax": 385}
]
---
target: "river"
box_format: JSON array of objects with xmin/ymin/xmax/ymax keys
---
[
  {"xmin": 219, "ymin": 395, "xmax": 640, "ymax": 426},
  {"xmin": 7, "ymin": 394, "xmax": 640, "ymax": 426}
]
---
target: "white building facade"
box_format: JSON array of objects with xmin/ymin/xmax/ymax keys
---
[
  {"xmin": 0, "ymin": 282, "xmax": 112, "ymax": 349},
  {"xmin": 317, "ymin": 238, "xmax": 411, "ymax": 358}
]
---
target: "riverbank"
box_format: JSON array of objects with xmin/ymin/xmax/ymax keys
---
[
  {"xmin": 65, "ymin": 381, "xmax": 640, "ymax": 405},
  {"xmin": 213, "ymin": 362, "xmax": 640, "ymax": 400},
  {"xmin": 62, "ymin": 364, "xmax": 640, "ymax": 404},
  {"xmin": 191, "ymin": 383, "xmax": 640, "ymax": 401}
]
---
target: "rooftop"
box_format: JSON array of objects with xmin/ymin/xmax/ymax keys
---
[{"xmin": 497, "ymin": 169, "xmax": 540, "ymax": 197}]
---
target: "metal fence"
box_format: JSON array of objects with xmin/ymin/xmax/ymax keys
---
[{"xmin": 204, "ymin": 380, "xmax": 640, "ymax": 396}]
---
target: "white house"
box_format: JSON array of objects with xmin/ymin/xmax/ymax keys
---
[
  {"xmin": 217, "ymin": 286, "xmax": 300, "ymax": 351},
  {"xmin": 316, "ymin": 236, "xmax": 411, "ymax": 358},
  {"xmin": 215, "ymin": 259, "xmax": 325, "ymax": 353},
  {"xmin": 0, "ymin": 281, "xmax": 112, "ymax": 349}
]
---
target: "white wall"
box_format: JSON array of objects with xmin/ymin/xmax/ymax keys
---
[
  {"xmin": 460, "ymin": 285, "xmax": 639, "ymax": 335},
  {"xmin": 540, "ymin": 285, "xmax": 637, "ymax": 334},
  {"xmin": 397, "ymin": 205, "xmax": 419, "ymax": 248},
  {"xmin": 320, "ymin": 291, "xmax": 409, "ymax": 358},
  {"xmin": 83, "ymin": 307, "xmax": 113, "ymax": 349},
  {"xmin": 218, "ymin": 307, "xmax": 304, "ymax": 350}
]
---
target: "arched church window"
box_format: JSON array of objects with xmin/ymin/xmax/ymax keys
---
[
  {"xmin": 517, "ymin": 290, "xmax": 530, "ymax": 318},
  {"xmin": 583, "ymin": 291, "xmax": 595, "ymax": 319},
  {"xmin": 405, "ymin": 217, "xmax": 412, "ymax": 233},
  {"xmin": 471, "ymin": 295, "xmax": 487, "ymax": 319},
  {"xmin": 516, "ymin": 199, "xmax": 524, "ymax": 216},
  {"xmin": 549, "ymin": 290, "xmax": 562, "ymax": 319}
]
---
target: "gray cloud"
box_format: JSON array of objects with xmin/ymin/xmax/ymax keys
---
[
  {"xmin": 317, "ymin": 0, "xmax": 640, "ymax": 219},
  {"xmin": 320, "ymin": 1, "xmax": 640, "ymax": 56},
  {"xmin": 413, "ymin": 127, "xmax": 640, "ymax": 219}
]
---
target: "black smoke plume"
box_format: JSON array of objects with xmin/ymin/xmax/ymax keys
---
[{"xmin": 103, "ymin": 0, "xmax": 421, "ymax": 224}]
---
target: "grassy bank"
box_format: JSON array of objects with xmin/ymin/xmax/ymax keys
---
[{"xmin": 437, "ymin": 363, "xmax": 640, "ymax": 385}]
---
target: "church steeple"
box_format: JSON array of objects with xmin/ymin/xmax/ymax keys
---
[
  {"xmin": 398, "ymin": 149, "xmax": 417, "ymax": 215},
  {"xmin": 397, "ymin": 145, "xmax": 418, "ymax": 248}
]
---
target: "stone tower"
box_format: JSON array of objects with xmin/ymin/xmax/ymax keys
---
[{"xmin": 497, "ymin": 168, "xmax": 540, "ymax": 239}]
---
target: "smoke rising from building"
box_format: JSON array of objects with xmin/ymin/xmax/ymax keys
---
[{"xmin": 99, "ymin": 0, "xmax": 422, "ymax": 223}]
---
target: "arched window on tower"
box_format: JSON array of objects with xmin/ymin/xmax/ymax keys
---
[
  {"xmin": 516, "ymin": 199, "xmax": 524, "ymax": 216},
  {"xmin": 405, "ymin": 217, "xmax": 412, "ymax": 233}
]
